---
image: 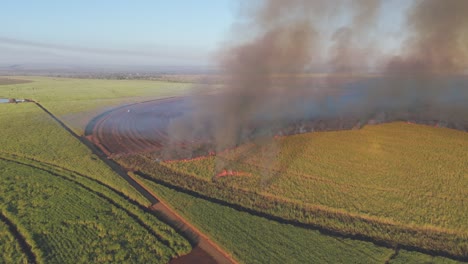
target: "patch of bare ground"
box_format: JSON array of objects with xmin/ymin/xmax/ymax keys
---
[
  {"xmin": 0, "ymin": 78, "xmax": 33, "ymax": 85},
  {"xmin": 169, "ymin": 246, "xmax": 217, "ymax": 264}
]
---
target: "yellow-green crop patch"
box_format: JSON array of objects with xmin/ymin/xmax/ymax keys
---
[
  {"xmin": 0, "ymin": 76, "xmax": 193, "ymax": 134},
  {"xmin": 2, "ymin": 76, "xmax": 466, "ymax": 261},
  {"xmin": 140, "ymin": 122, "xmax": 468, "ymax": 258},
  {"xmin": 0, "ymin": 103, "xmax": 149, "ymax": 204},
  {"xmin": 138, "ymin": 176, "xmax": 395, "ymax": 264},
  {"xmin": 138, "ymin": 175, "xmax": 464, "ymax": 264},
  {"xmin": 164, "ymin": 122, "xmax": 468, "ymax": 231},
  {"xmin": 0, "ymin": 77, "xmax": 199, "ymax": 263}
]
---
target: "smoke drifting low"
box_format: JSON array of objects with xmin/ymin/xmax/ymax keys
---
[{"xmin": 165, "ymin": 0, "xmax": 468, "ymax": 173}]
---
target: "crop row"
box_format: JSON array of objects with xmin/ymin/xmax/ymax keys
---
[
  {"xmin": 162, "ymin": 154, "xmax": 468, "ymax": 229},
  {"xmin": 0, "ymin": 103, "xmax": 150, "ymax": 205},
  {"xmin": 117, "ymin": 154, "xmax": 468, "ymax": 259},
  {"xmin": 139, "ymin": 176, "xmax": 467, "ymax": 264},
  {"xmin": 152, "ymin": 122, "xmax": 468, "ymax": 232},
  {"xmin": 0, "ymin": 212, "xmax": 31, "ymax": 264},
  {"xmin": 0, "ymin": 155, "xmax": 191, "ymax": 263}
]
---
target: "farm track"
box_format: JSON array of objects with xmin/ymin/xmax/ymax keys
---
[
  {"xmin": 0, "ymin": 211, "xmax": 37, "ymax": 264},
  {"xmin": 31, "ymin": 101, "xmax": 237, "ymax": 264},
  {"xmin": 135, "ymin": 168, "xmax": 468, "ymax": 262},
  {"xmin": 86, "ymin": 98, "xmax": 468, "ymax": 262},
  {"xmin": 0, "ymin": 155, "xmax": 177, "ymax": 252}
]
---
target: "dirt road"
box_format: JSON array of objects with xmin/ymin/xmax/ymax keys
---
[{"xmin": 34, "ymin": 101, "xmax": 237, "ymax": 264}]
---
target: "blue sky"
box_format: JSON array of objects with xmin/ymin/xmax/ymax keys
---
[
  {"xmin": 0, "ymin": 0, "xmax": 235, "ymax": 66},
  {"xmin": 0, "ymin": 0, "xmax": 411, "ymax": 68}
]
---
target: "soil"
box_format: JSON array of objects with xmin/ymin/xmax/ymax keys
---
[
  {"xmin": 0, "ymin": 78, "xmax": 33, "ymax": 85},
  {"xmin": 169, "ymin": 246, "xmax": 217, "ymax": 264}
]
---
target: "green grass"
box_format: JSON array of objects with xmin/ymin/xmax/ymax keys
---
[
  {"xmin": 0, "ymin": 103, "xmax": 149, "ymax": 205},
  {"xmin": 0, "ymin": 158, "xmax": 191, "ymax": 263},
  {"xmin": 137, "ymin": 176, "xmax": 465, "ymax": 264},
  {"xmin": 1, "ymin": 76, "xmax": 466, "ymax": 262},
  {"xmin": 0, "ymin": 77, "xmax": 198, "ymax": 263},
  {"xmin": 125, "ymin": 122, "xmax": 468, "ymax": 257},
  {"xmin": 0, "ymin": 76, "xmax": 191, "ymax": 102},
  {"xmin": 138, "ymin": 177, "xmax": 394, "ymax": 263},
  {"xmin": 0, "ymin": 76, "xmax": 192, "ymax": 134}
]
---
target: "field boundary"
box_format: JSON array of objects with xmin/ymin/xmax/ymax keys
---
[
  {"xmin": 83, "ymin": 96, "xmax": 181, "ymax": 137},
  {"xmin": 31, "ymin": 101, "xmax": 237, "ymax": 264},
  {"xmin": 126, "ymin": 171, "xmax": 237, "ymax": 264},
  {"xmin": 0, "ymin": 156, "xmax": 182, "ymax": 253},
  {"xmin": 81, "ymin": 96, "xmax": 467, "ymax": 261},
  {"xmin": 83, "ymin": 97, "xmax": 467, "ymax": 261},
  {"xmin": 0, "ymin": 151, "xmax": 152, "ymax": 209},
  {"xmin": 129, "ymin": 163, "xmax": 468, "ymax": 262}
]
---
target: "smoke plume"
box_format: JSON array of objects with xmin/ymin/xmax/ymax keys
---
[{"xmin": 165, "ymin": 0, "xmax": 468, "ymax": 178}]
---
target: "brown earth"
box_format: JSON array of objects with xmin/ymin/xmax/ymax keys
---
[
  {"xmin": 169, "ymin": 246, "xmax": 217, "ymax": 264},
  {"xmin": 0, "ymin": 78, "xmax": 32, "ymax": 85}
]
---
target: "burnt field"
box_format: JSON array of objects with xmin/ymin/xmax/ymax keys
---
[
  {"xmin": 84, "ymin": 95, "xmax": 369, "ymax": 160},
  {"xmin": 84, "ymin": 88, "xmax": 468, "ymax": 259},
  {"xmin": 86, "ymin": 97, "xmax": 190, "ymax": 158},
  {"xmin": 85, "ymin": 80, "xmax": 468, "ymax": 161},
  {"xmin": 83, "ymin": 73, "xmax": 468, "ymax": 260}
]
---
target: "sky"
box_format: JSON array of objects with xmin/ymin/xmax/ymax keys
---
[
  {"xmin": 0, "ymin": 0, "xmax": 411, "ymax": 70},
  {"xmin": 0, "ymin": 0, "xmax": 235, "ymax": 67}
]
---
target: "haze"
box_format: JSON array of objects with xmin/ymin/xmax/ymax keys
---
[{"xmin": 1, "ymin": 0, "xmax": 411, "ymax": 71}]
